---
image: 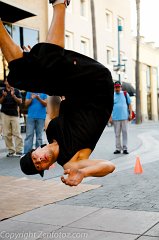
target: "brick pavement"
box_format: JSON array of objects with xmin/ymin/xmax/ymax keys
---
[
  {"xmin": 55, "ymin": 123, "xmax": 159, "ymax": 213},
  {"xmin": 0, "ymin": 176, "xmax": 100, "ymax": 221},
  {"xmin": 58, "ymin": 160, "xmax": 159, "ymax": 212}
]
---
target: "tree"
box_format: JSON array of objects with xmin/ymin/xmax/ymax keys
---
[{"xmin": 135, "ymin": 0, "xmax": 142, "ymax": 123}]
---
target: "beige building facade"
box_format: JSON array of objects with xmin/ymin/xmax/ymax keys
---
[
  {"xmin": 0, "ymin": 0, "xmax": 159, "ymax": 122},
  {"xmin": 93, "ymin": 0, "xmax": 133, "ymax": 83},
  {"xmin": 132, "ymin": 38, "xmax": 159, "ymax": 121},
  {"xmin": 0, "ymin": 0, "xmax": 133, "ymax": 82}
]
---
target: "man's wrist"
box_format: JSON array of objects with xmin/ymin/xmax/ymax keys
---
[{"xmin": 79, "ymin": 169, "xmax": 87, "ymax": 178}]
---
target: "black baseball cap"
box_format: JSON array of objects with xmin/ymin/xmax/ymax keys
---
[{"xmin": 20, "ymin": 150, "xmax": 44, "ymax": 177}]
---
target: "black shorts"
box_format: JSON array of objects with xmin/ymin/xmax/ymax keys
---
[{"xmin": 8, "ymin": 43, "xmax": 113, "ymax": 98}]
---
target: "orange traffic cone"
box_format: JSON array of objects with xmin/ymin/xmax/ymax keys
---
[{"xmin": 134, "ymin": 156, "xmax": 143, "ymax": 174}]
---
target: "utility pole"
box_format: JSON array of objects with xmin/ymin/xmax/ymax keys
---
[
  {"xmin": 90, "ymin": 0, "xmax": 97, "ymax": 60},
  {"xmin": 117, "ymin": 18, "xmax": 122, "ymax": 82},
  {"xmin": 135, "ymin": 0, "xmax": 142, "ymax": 124},
  {"xmin": 112, "ymin": 19, "xmax": 126, "ymax": 81}
]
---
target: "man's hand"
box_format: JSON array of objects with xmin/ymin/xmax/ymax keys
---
[
  {"xmin": 23, "ymin": 45, "xmax": 32, "ymax": 52},
  {"xmin": 61, "ymin": 168, "xmax": 85, "ymax": 186},
  {"xmin": 31, "ymin": 93, "xmax": 40, "ymax": 100},
  {"xmin": 10, "ymin": 87, "xmax": 15, "ymax": 96},
  {"xmin": 128, "ymin": 113, "xmax": 132, "ymax": 121},
  {"xmin": 2, "ymin": 90, "xmax": 7, "ymax": 97}
]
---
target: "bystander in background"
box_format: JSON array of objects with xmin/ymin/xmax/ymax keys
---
[
  {"xmin": 111, "ymin": 81, "xmax": 132, "ymax": 154},
  {"xmin": 24, "ymin": 92, "xmax": 47, "ymax": 154},
  {"xmin": 0, "ymin": 105, "xmax": 3, "ymax": 139},
  {"xmin": 0, "ymin": 78, "xmax": 23, "ymax": 157}
]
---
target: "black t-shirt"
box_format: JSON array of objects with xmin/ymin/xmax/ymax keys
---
[
  {"xmin": 7, "ymin": 43, "xmax": 114, "ymax": 162},
  {"xmin": 0, "ymin": 88, "xmax": 22, "ymax": 116},
  {"xmin": 46, "ymin": 96, "xmax": 113, "ymax": 166}
]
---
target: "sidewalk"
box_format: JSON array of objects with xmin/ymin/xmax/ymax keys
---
[
  {"xmin": 0, "ymin": 203, "xmax": 159, "ymax": 240},
  {"xmin": 0, "ymin": 122, "xmax": 159, "ymax": 240}
]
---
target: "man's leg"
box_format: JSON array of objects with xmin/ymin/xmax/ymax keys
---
[
  {"xmin": 11, "ymin": 116, "xmax": 23, "ymax": 154},
  {"xmin": 35, "ymin": 119, "xmax": 45, "ymax": 148},
  {"xmin": 1, "ymin": 113, "xmax": 15, "ymax": 154},
  {"xmin": 122, "ymin": 120, "xmax": 128, "ymax": 152},
  {"xmin": 113, "ymin": 120, "xmax": 122, "ymax": 152},
  {"xmin": 0, "ymin": 20, "xmax": 23, "ymax": 63},
  {"xmin": 46, "ymin": 3, "xmax": 66, "ymax": 48},
  {"xmin": 24, "ymin": 118, "xmax": 35, "ymax": 153}
]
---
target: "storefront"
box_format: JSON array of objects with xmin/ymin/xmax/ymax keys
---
[{"xmin": 0, "ymin": 1, "xmax": 37, "ymax": 81}]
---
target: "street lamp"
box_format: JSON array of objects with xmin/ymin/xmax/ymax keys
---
[{"xmin": 112, "ymin": 18, "xmax": 127, "ymax": 82}]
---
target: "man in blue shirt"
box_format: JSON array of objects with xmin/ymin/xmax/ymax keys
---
[
  {"xmin": 24, "ymin": 92, "xmax": 47, "ymax": 154},
  {"xmin": 112, "ymin": 81, "xmax": 132, "ymax": 154}
]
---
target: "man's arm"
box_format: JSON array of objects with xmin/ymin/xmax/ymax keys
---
[
  {"xmin": 128, "ymin": 103, "xmax": 133, "ymax": 120},
  {"xmin": 11, "ymin": 88, "xmax": 22, "ymax": 105},
  {"xmin": 35, "ymin": 94, "xmax": 47, "ymax": 107},
  {"xmin": 25, "ymin": 93, "xmax": 47, "ymax": 107},
  {"xmin": 126, "ymin": 92, "xmax": 133, "ymax": 120},
  {"xmin": 0, "ymin": 90, "xmax": 7, "ymax": 104},
  {"xmin": 25, "ymin": 98, "xmax": 32, "ymax": 107},
  {"xmin": 45, "ymin": 96, "xmax": 61, "ymax": 130},
  {"xmin": 61, "ymin": 159, "xmax": 115, "ymax": 186}
]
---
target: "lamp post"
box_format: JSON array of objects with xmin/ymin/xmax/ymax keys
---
[
  {"xmin": 112, "ymin": 18, "xmax": 127, "ymax": 82},
  {"xmin": 135, "ymin": 0, "xmax": 141, "ymax": 124},
  {"xmin": 118, "ymin": 18, "xmax": 122, "ymax": 82}
]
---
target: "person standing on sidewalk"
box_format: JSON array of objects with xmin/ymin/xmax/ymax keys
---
[
  {"xmin": 0, "ymin": 105, "xmax": 3, "ymax": 139},
  {"xmin": 24, "ymin": 92, "xmax": 47, "ymax": 154},
  {"xmin": 0, "ymin": 79, "xmax": 23, "ymax": 157},
  {"xmin": 111, "ymin": 81, "xmax": 132, "ymax": 154}
]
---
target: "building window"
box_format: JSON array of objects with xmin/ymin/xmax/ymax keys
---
[
  {"xmin": 4, "ymin": 24, "xmax": 12, "ymax": 36},
  {"xmin": 5, "ymin": 23, "xmax": 39, "ymax": 48},
  {"xmin": 80, "ymin": 0, "xmax": 88, "ymax": 18},
  {"xmin": 147, "ymin": 94, "xmax": 152, "ymax": 120},
  {"xmin": 65, "ymin": 32, "xmax": 73, "ymax": 50},
  {"xmin": 106, "ymin": 47, "xmax": 113, "ymax": 65},
  {"xmin": 156, "ymin": 67, "xmax": 159, "ymax": 89},
  {"xmin": 152, "ymin": 67, "xmax": 159, "ymax": 90},
  {"xmin": 23, "ymin": 28, "xmax": 39, "ymax": 47},
  {"xmin": 105, "ymin": 10, "xmax": 112, "ymax": 31},
  {"xmin": 12, "ymin": 25, "xmax": 21, "ymax": 45},
  {"xmin": 0, "ymin": 23, "xmax": 39, "ymax": 81},
  {"xmin": 80, "ymin": 38, "xmax": 90, "ymax": 56},
  {"xmin": 146, "ymin": 65, "xmax": 151, "ymax": 89}
]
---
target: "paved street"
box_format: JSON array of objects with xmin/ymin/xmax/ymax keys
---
[{"xmin": 0, "ymin": 121, "xmax": 159, "ymax": 239}]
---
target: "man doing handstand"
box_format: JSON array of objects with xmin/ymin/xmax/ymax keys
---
[{"xmin": 0, "ymin": 0, "xmax": 115, "ymax": 186}]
